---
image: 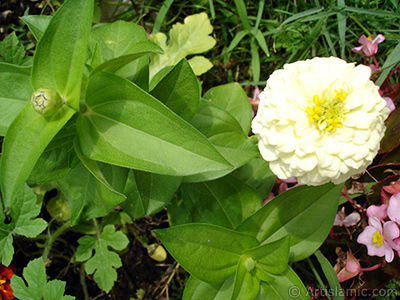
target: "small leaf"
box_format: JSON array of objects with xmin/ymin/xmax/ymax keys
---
[
  {"xmin": 203, "ymin": 83, "xmax": 252, "ymax": 134},
  {"xmin": 232, "ymin": 255, "xmax": 260, "ymax": 300},
  {"xmin": 150, "ymin": 59, "xmax": 200, "ymax": 121},
  {"xmin": 75, "ymin": 225, "xmax": 129, "ymax": 293},
  {"xmin": 0, "ymin": 63, "xmax": 34, "ymax": 135},
  {"xmin": 21, "ymin": 15, "xmax": 52, "ymax": 41},
  {"xmin": 243, "ymin": 236, "xmax": 290, "ymax": 274},
  {"xmin": 188, "ymin": 56, "xmax": 214, "ymax": 76},
  {"xmin": 77, "ymin": 72, "xmax": 232, "ymax": 176},
  {"xmin": 149, "ymin": 13, "xmax": 216, "ymax": 78},
  {"xmin": 154, "ymin": 223, "xmax": 259, "ymax": 283},
  {"xmin": 0, "ymin": 32, "xmax": 28, "ymax": 65},
  {"xmin": 237, "ymin": 183, "xmax": 342, "ymax": 262},
  {"xmin": 0, "ymin": 184, "xmax": 47, "ymax": 265}
]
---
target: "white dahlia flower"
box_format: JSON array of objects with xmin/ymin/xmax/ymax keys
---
[{"xmin": 252, "ymin": 57, "xmax": 390, "ymax": 186}]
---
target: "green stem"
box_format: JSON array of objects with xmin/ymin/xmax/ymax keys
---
[
  {"xmin": 42, "ymin": 220, "xmax": 71, "ymax": 261},
  {"xmin": 80, "ymin": 263, "xmax": 90, "ymax": 300}
]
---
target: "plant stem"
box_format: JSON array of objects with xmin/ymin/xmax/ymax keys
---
[
  {"xmin": 306, "ymin": 257, "xmax": 332, "ymax": 300},
  {"xmin": 42, "ymin": 220, "xmax": 71, "ymax": 261}
]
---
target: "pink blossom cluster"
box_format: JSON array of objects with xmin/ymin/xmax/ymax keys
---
[{"xmin": 357, "ymin": 192, "xmax": 400, "ymax": 263}]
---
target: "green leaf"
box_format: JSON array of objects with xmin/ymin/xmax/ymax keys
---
[
  {"xmin": 280, "ymin": 7, "xmax": 324, "ymax": 26},
  {"xmin": 21, "ymin": 15, "xmax": 52, "ymax": 41},
  {"xmin": 168, "ymin": 175, "xmax": 262, "ymax": 229},
  {"xmin": 0, "ymin": 32, "xmax": 29, "ymax": 65},
  {"xmin": 0, "ymin": 184, "xmax": 47, "ymax": 265},
  {"xmin": 184, "ymin": 99, "xmax": 258, "ymax": 182},
  {"xmin": 203, "ymin": 83, "xmax": 252, "ymax": 134},
  {"xmin": 233, "ymin": 0, "xmax": 251, "ymax": 31},
  {"xmin": 11, "ymin": 257, "xmax": 75, "ymax": 300},
  {"xmin": 31, "ymin": 0, "xmax": 93, "ymax": 110},
  {"xmin": 376, "ymin": 42, "xmax": 400, "ymax": 86},
  {"xmin": 314, "ymin": 250, "xmax": 344, "ymax": 300},
  {"xmin": 150, "ymin": 59, "xmax": 200, "ymax": 121},
  {"xmin": 74, "ymin": 138, "xmax": 128, "ymax": 205},
  {"xmin": 243, "ymin": 236, "xmax": 290, "ymax": 275},
  {"xmin": 154, "ymin": 223, "xmax": 259, "ymax": 283},
  {"xmin": 149, "ymin": 13, "xmax": 216, "ymax": 78},
  {"xmin": 232, "ymin": 255, "xmax": 260, "ymax": 300},
  {"xmin": 90, "ymin": 41, "xmax": 163, "ymax": 76},
  {"xmin": 183, "ymin": 274, "xmax": 235, "ymax": 300},
  {"xmin": 77, "ymin": 72, "xmax": 232, "ymax": 176},
  {"xmin": 119, "ymin": 169, "xmax": 181, "ymax": 219},
  {"xmin": 236, "ymin": 183, "xmax": 342, "ymax": 262},
  {"xmin": 255, "ymin": 266, "xmax": 310, "ymax": 300},
  {"xmin": 231, "ymin": 157, "xmax": 276, "ymax": 201},
  {"xmin": 0, "ymin": 63, "xmax": 34, "ymax": 135},
  {"xmin": 75, "ymin": 225, "xmax": 129, "ymax": 293},
  {"xmin": 250, "ymin": 40, "xmax": 260, "ymax": 82},
  {"xmin": 57, "ymin": 163, "xmax": 118, "ymax": 225},
  {"xmin": 1, "ymin": 103, "xmax": 75, "ymax": 206}
]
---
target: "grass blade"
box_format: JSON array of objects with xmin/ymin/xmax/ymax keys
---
[
  {"xmin": 376, "ymin": 42, "xmax": 400, "ymax": 86},
  {"xmin": 337, "ymin": 0, "xmax": 346, "ymax": 58},
  {"xmin": 315, "ymin": 250, "xmax": 344, "ymax": 300},
  {"xmin": 233, "ymin": 0, "xmax": 251, "ymax": 31},
  {"xmin": 152, "ymin": 0, "xmax": 174, "ymax": 34}
]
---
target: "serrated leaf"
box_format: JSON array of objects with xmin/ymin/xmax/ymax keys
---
[
  {"xmin": 0, "ymin": 63, "xmax": 34, "ymax": 135},
  {"xmin": 0, "ymin": 32, "xmax": 28, "ymax": 65},
  {"xmin": 149, "ymin": 12, "xmax": 216, "ymax": 78},
  {"xmin": 188, "ymin": 56, "xmax": 214, "ymax": 76},
  {"xmin": 77, "ymin": 72, "xmax": 232, "ymax": 176},
  {"xmin": 0, "ymin": 184, "xmax": 47, "ymax": 265},
  {"xmin": 75, "ymin": 225, "xmax": 129, "ymax": 293},
  {"xmin": 11, "ymin": 257, "xmax": 75, "ymax": 300},
  {"xmin": 154, "ymin": 223, "xmax": 259, "ymax": 283}
]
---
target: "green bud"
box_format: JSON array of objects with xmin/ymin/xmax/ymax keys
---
[
  {"xmin": 147, "ymin": 243, "xmax": 167, "ymax": 262},
  {"xmin": 31, "ymin": 87, "xmax": 63, "ymax": 116},
  {"xmin": 46, "ymin": 193, "xmax": 71, "ymax": 222}
]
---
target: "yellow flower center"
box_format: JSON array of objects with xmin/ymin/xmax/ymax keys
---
[
  {"xmin": 0, "ymin": 279, "xmax": 5, "ymax": 285},
  {"xmin": 306, "ymin": 89, "xmax": 348, "ymax": 134},
  {"xmin": 372, "ymin": 230, "xmax": 384, "ymax": 247}
]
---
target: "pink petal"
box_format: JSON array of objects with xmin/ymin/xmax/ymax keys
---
[
  {"xmin": 383, "ymin": 181, "xmax": 400, "ymax": 194},
  {"xmin": 388, "ymin": 193, "xmax": 400, "ymax": 224},
  {"xmin": 334, "ymin": 214, "xmax": 343, "ymax": 226},
  {"xmin": 367, "ymin": 205, "xmax": 388, "ymax": 221},
  {"xmin": 343, "ymin": 212, "xmax": 361, "ymax": 226},
  {"xmin": 383, "ymin": 97, "xmax": 395, "ymax": 112},
  {"xmin": 368, "ymin": 216, "xmax": 383, "ymax": 232},
  {"xmin": 372, "ymin": 34, "xmax": 385, "ymax": 44},
  {"xmin": 358, "ymin": 34, "xmax": 370, "ymax": 45},
  {"xmin": 337, "ymin": 268, "xmax": 358, "ymax": 282},
  {"xmin": 357, "ymin": 226, "xmax": 378, "ymax": 246},
  {"xmin": 383, "ymin": 221, "xmax": 400, "ymax": 242},
  {"xmin": 351, "ymin": 45, "xmax": 364, "ymax": 53},
  {"xmin": 383, "ymin": 242, "xmax": 395, "ymax": 263}
]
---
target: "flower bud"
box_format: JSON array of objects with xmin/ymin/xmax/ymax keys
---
[
  {"xmin": 147, "ymin": 244, "xmax": 167, "ymax": 262},
  {"xmin": 31, "ymin": 87, "xmax": 63, "ymax": 116}
]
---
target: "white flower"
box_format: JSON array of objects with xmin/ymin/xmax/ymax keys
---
[{"xmin": 252, "ymin": 57, "xmax": 390, "ymax": 186}]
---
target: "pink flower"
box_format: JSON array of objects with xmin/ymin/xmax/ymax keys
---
[
  {"xmin": 357, "ymin": 217, "xmax": 399, "ymax": 263},
  {"xmin": 337, "ymin": 252, "xmax": 361, "ymax": 282},
  {"xmin": 370, "ymin": 64, "xmax": 381, "ymax": 73},
  {"xmin": 352, "ymin": 34, "xmax": 385, "ymax": 57},
  {"xmin": 334, "ymin": 207, "xmax": 360, "ymax": 227},
  {"xmin": 382, "ymin": 97, "xmax": 395, "ymax": 112},
  {"xmin": 381, "ymin": 181, "xmax": 400, "ymax": 203},
  {"xmin": 367, "ymin": 204, "xmax": 388, "ymax": 222},
  {"xmin": 388, "ymin": 193, "xmax": 400, "ymax": 224}
]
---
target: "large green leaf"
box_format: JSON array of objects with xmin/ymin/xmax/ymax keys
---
[
  {"xmin": 150, "ymin": 59, "xmax": 200, "ymax": 121},
  {"xmin": 21, "ymin": 15, "xmax": 52, "ymax": 41},
  {"xmin": 168, "ymin": 175, "xmax": 262, "ymax": 229},
  {"xmin": 0, "ymin": 63, "xmax": 33, "ymax": 135},
  {"xmin": 255, "ymin": 267, "xmax": 310, "ymax": 300},
  {"xmin": 0, "ymin": 184, "xmax": 47, "ymax": 265},
  {"xmin": 184, "ymin": 99, "xmax": 258, "ymax": 182},
  {"xmin": 57, "ymin": 163, "xmax": 117, "ymax": 225},
  {"xmin": 1, "ymin": 104, "xmax": 75, "ymax": 206},
  {"xmin": 76, "ymin": 72, "xmax": 232, "ymax": 176},
  {"xmin": 203, "ymin": 83, "xmax": 252, "ymax": 134},
  {"xmin": 154, "ymin": 223, "xmax": 259, "ymax": 283},
  {"xmin": 183, "ymin": 275, "xmax": 235, "ymax": 300},
  {"xmin": 236, "ymin": 183, "xmax": 342, "ymax": 262},
  {"xmin": 31, "ymin": 0, "xmax": 93, "ymax": 110},
  {"xmin": 119, "ymin": 169, "xmax": 181, "ymax": 219}
]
